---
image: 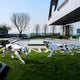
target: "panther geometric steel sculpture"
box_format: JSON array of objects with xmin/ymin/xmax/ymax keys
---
[
  {"xmin": 43, "ymin": 40, "xmax": 75, "ymax": 57},
  {"xmin": 2, "ymin": 44, "xmax": 28, "ymax": 64}
]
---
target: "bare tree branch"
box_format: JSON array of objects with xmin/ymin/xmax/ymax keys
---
[
  {"xmin": 34, "ymin": 24, "xmax": 40, "ymax": 36},
  {"xmin": 51, "ymin": 25, "xmax": 56, "ymax": 35},
  {"xmin": 43, "ymin": 24, "xmax": 48, "ymax": 36},
  {"xmin": 11, "ymin": 13, "xmax": 30, "ymax": 37}
]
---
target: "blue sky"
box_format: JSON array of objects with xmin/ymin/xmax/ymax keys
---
[
  {"xmin": 0, "ymin": 0, "xmax": 79, "ymax": 35},
  {"xmin": 0, "ymin": 0, "xmax": 51, "ymax": 34}
]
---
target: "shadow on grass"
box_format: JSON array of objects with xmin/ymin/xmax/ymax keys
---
[{"xmin": 25, "ymin": 59, "xmax": 45, "ymax": 65}]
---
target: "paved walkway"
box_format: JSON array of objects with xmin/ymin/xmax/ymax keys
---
[
  {"xmin": 13, "ymin": 39, "xmax": 30, "ymax": 47},
  {"xmin": 13, "ymin": 39, "xmax": 80, "ymax": 47}
]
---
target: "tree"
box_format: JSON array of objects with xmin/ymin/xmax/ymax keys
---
[
  {"xmin": 11, "ymin": 13, "xmax": 30, "ymax": 37},
  {"xmin": 43, "ymin": 24, "xmax": 48, "ymax": 36},
  {"xmin": 0, "ymin": 24, "xmax": 11, "ymax": 38},
  {"xmin": 51, "ymin": 25, "xmax": 56, "ymax": 35},
  {"xmin": 35, "ymin": 24, "xmax": 40, "ymax": 36}
]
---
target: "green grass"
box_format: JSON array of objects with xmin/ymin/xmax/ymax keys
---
[{"xmin": 0, "ymin": 49, "xmax": 80, "ymax": 80}]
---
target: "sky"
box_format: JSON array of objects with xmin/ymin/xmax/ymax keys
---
[
  {"xmin": 0, "ymin": 0, "xmax": 51, "ymax": 34},
  {"xmin": 0, "ymin": 0, "xmax": 79, "ymax": 35}
]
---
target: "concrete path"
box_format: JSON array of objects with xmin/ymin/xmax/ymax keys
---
[
  {"xmin": 13, "ymin": 39, "xmax": 80, "ymax": 47},
  {"xmin": 13, "ymin": 39, "xmax": 30, "ymax": 47}
]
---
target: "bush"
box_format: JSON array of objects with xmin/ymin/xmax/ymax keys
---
[
  {"xmin": 0, "ymin": 40, "xmax": 9, "ymax": 46},
  {"xmin": 0, "ymin": 40, "xmax": 8, "ymax": 43},
  {"xmin": 26, "ymin": 34, "xmax": 60, "ymax": 39}
]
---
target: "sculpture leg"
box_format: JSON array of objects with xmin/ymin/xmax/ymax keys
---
[
  {"xmin": 14, "ymin": 51, "xmax": 25, "ymax": 64},
  {"xmin": 47, "ymin": 48, "xmax": 54, "ymax": 57},
  {"xmin": 52, "ymin": 50, "xmax": 55, "ymax": 55},
  {"xmin": 63, "ymin": 51, "xmax": 67, "ymax": 55},
  {"xmin": 38, "ymin": 48, "xmax": 41, "ymax": 53},
  {"xmin": 70, "ymin": 50, "xmax": 74, "ymax": 55},
  {"xmin": 70, "ymin": 45, "xmax": 75, "ymax": 55},
  {"xmin": 62, "ymin": 46, "xmax": 67, "ymax": 55},
  {"xmin": 28, "ymin": 48, "xmax": 32, "ymax": 53},
  {"xmin": 11, "ymin": 51, "xmax": 14, "ymax": 59},
  {"xmin": 2, "ymin": 49, "xmax": 8, "ymax": 58},
  {"xmin": 65, "ymin": 48, "xmax": 74, "ymax": 55}
]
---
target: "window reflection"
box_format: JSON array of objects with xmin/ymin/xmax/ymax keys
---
[{"xmin": 57, "ymin": 0, "xmax": 65, "ymax": 9}]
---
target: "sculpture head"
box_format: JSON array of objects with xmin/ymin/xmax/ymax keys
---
[
  {"xmin": 43, "ymin": 40, "xmax": 49, "ymax": 48},
  {"xmin": 43, "ymin": 40, "xmax": 49, "ymax": 44},
  {"xmin": 16, "ymin": 44, "xmax": 28, "ymax": 56}
]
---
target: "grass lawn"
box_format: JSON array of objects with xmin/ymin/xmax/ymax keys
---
[{"xmin": 0, "ymin": 49, "xmax": 80, "ymax": 80}]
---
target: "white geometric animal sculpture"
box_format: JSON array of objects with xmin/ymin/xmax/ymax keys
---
[
  {"xmin": 2, "ymin": 44, "xmax": 28, "ymax": 64},
  {"xmin": 43, "ymin": 40, "xmax": 74, "ymax": 57}
]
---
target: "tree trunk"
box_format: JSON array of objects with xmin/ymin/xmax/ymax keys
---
[
  {"xmin": 45, "ymin": 30, "xmax": 46, "ymax": 36},
  {"xmin": 53, "ymin": 30, "xmax": 54, "ymax": 36},
  {"xmin": 19, "ymin": 32, "xmax": 22, "ymax": 38},
  {"xmin": 36, "ymin": 30, "xmax": 38, "ymax": 36}
]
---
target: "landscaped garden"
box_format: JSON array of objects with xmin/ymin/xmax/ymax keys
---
[{"xmin": 0, "ymin": 49, "xmax": 80, "ymax": 80}]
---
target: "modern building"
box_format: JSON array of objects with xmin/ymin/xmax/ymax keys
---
[{"xmin": 48, "ymin": 0, "xmax": 80, "ymax": 38}]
